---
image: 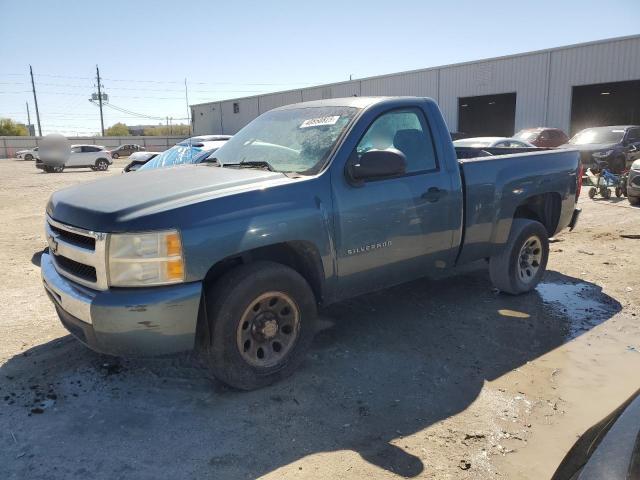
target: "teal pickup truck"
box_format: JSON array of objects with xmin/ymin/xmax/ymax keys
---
[{"xmin": 41, "ymin": 97, "xmax": 581, "ymax": 389}]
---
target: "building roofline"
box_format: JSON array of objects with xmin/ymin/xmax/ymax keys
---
[{"xmin": 190, "ymin": 34, "xmax": 640, "ymax": 108}]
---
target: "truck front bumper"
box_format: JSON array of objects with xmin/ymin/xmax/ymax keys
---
[{"xmin": 41, "ymin": 252, "xmax": 202, "ymax": 356}]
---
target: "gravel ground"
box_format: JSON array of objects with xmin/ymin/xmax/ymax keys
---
[{"xmin": 0, "ymin": 157, "xmax": 639, "ymax": 479}]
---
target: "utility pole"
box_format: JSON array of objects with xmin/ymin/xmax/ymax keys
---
[
  {"xmin": 26, "ymin": 102, "xmax": 31, "ymax": 125},
  {"xmin": 96, "ymin": 65, "xmax": 105, "ymax": 136},
  {"xmin": 29, "ymin": 65, "xmax": 42, "ymax": 136},
  {"xmin": 184, "ymin": 78, "xmax": 190, "ymax": 134},
  {"xmin": 169, "ymin": 117, "xmax": 173, "ymax": 135}
]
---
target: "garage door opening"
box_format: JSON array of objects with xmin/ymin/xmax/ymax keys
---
[
  {"xmin": 570, "ymin": 79, "xmax": 640, "ymax": 135},
  {"xmin": 458, "ymin": 93, "xmax": 516, "ymax": 137}
]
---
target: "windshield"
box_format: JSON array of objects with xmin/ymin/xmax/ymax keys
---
[
  {"xmin": 139, "ymin": 144, "xmax": 204, "ymax": 171},
  {"xmin": 213, "ymin": 106, "xmax": 358, "ymax": 174},
  {"xmin": 513, "ymin": 130, "xmax": 539, "ymax": 141},
  {"xmin": 569, "ymin": 127, "xmax": 625, "ymax": 145}
]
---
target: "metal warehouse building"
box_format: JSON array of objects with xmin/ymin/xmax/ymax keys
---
[{"xmin": 191, "ymin": 35, "xmax": 640, "ymax": 138}]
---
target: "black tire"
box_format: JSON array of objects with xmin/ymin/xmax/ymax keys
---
[
  {"xmin": 95, "ymin": 159, "xmax": 109, "ymax": 171},
  {"xmin": 615, "ymin": 187, "xmax": 623, "ymax": 198},
  {"xmin": 43, "ymin": 166, "xmax": 52, "ymax": 173},
  {"xmin": 24, "ymin": 154, "xmax": 33, "ymax": 161},
  {"xmin": 202, "ymin": 261, "xmax": 317, "ymax": 390},
  {"xmin": 601, "ymin": 187, "xmax": 611, "ymax": 200},
  {"xmin": 52, "ymin": 165, "xmax": 64, "ymax": 173},
  {"xmin": 630, "ymin": 196, "xmax": 640, "ymax": 206},
  {"xmin": 112, "ymin": 153, "xmax": 119, "ymax": 159},
  {"xmin": 588, "ymin": 187, "xmax": 597, "ymax": 199},
  {"xmin": 489, "ymin": 219, "xmax": 549, "ymax": 295}
]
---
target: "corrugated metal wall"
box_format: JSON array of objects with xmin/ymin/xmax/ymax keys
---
[
  {"xmin": 547, "ymin": 36, "xmax": 640, "ymax": 131},
  {"xmin": 191, "ymin": 35, "xmax": 640, "ymax": 136}
]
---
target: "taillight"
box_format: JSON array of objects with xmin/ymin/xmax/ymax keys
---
[{"xmin": 576, "ymin": 164, "xmax": 583, "ymax": 200}]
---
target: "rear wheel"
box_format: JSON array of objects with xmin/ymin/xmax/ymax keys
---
[
  {"xmin": 52, "ymin": 165, "xmax": 64, "ymax": 173},
  {"xmin": 629, "ymin": 196, "xmax": 640, "ymax": 206},
  {"xmin": 489, "ymin": 219, "xmax": 549, "ymax": 295},
  {"xmin": 112, "ymin": 153, "xmax": 119, "ymax": 159},
  {"xmin": 24, "ymin": 154, "xmax": 33, "ymax": 161},
  {"xmin": 615, "ymin": 186, "xmax": 623, "ymax": 198},
  {"xmin": 601, "ymin": 187, "xmax": 611, "ymax": 199},
  {"xmin": 202, "ymin": 261, "xmax": 317, "ymax": 390},
  {"xmin": 588, "ymin": 187, "xmax": 597, "ymax": 199},
  {"xmin": 95, "ymin": 159, "xmax": 109, "ymax": 171}
]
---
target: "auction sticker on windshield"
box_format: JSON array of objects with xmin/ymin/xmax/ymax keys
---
[{"xmin": 300, "ymin": 116, "xmax": 340, "ymax": 128}]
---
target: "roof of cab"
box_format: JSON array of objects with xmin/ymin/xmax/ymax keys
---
[{"xmin": 273, "ymin": 96, "xmax": 430, "ymax": 111}]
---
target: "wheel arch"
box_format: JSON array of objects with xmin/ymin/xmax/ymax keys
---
[
  {"xmin": 513, "ymin": 192, "xmax": 562, "ymax": 237},
  {"xmin": 202, "ymin": 241, "xmax": 326, "ymax": 305}
]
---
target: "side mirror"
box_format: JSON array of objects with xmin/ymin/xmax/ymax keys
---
[{"xmin": 349, "ymin": 149, "xmax": 406, "ymax": 183}]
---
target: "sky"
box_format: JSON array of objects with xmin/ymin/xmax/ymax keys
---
[{"xmin": 0, "ymin": 0, "xmax": 638, "ymax": 136}]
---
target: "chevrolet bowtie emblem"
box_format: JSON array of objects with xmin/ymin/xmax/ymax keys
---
[{"xmin": 48, "ymin": 234, "xmax": 59, "ymax": 254}]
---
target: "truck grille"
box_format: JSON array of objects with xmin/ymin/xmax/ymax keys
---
[
  {"xmin": 45, "ymin": 216, "xmax": 108, "ymax": 290},
  {"xmin": 49, "ymin": 224, "xmax": 96, "ymax": 250},
  {"xmin": 53, "ymin": 254, "xmax": 97, "ymax": 282}
]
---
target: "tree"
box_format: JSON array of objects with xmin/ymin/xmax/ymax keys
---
[
  {"xmin": 143, "ymin": 124, "xmax": 191, "ymax": 136},
  {"xmin": 0, "ymin": 118, "xmax": 29, "ymax": 136},
  {"xmin": 105, "ymin": 122, "xmax": 130, "ymax": 136}
]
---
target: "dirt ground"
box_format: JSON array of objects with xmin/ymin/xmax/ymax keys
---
[{"xmin": 0, "ymin": 157, "xmax": 639, "ymax": 480}]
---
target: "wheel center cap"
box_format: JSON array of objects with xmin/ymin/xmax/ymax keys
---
[{"xmin": 261, "ymin": 319, "xmax": 278, "ymax": 339}]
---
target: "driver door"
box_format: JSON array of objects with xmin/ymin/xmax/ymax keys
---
[{"xmin": 331, "ymin": 107, "xmax": 458, "ymax": 298}]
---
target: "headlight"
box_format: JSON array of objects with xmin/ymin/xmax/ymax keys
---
[
  {"xmin": 592, "ymin": 150, "xmax": 613, "ymax": 158},
  {"xmin": 108, "ymin": 230, "xmax": 184, "ymax": 287}
]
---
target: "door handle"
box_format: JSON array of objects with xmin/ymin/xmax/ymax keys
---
[{"xmin": 421, "ymin": 187, "xmax": 445, "ymax": 203}]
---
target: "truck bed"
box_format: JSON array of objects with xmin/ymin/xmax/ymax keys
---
[{"xmin": 456, "ymin": 148, "xmax": 580, "ymax": 265}]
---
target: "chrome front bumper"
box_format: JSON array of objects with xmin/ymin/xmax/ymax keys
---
[{"xmin": 41, "ymin": 252, "xmax": 203, "ymax": 356}]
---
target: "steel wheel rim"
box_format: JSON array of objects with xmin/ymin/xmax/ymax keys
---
[
  {"xmin": 98, "ymin": 161, "xmax": 107, "ymax": 170},
  {"xmin": 236, "ymin": 291, "xmax": 301, "ymax": 368},
  {"xmin": 517, "ymin": 235, "xmax": 542, "ymax": 284}
]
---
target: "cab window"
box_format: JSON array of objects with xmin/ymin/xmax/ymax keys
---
[{"xmin": 356, "ymin": 109, "xmax": 437, "ymax": 173}]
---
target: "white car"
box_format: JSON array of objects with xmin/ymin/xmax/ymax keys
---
[
  {"xmin": 16, "ymin": 147, "xmax": 39, "ymax": 160},
  {"xmin": 453, "ymin": 137, "xmax": 536, "ymax": 148},
  {"xmin": 36, "ymin": 144, "xmax": 113, "ymax": 173},
  {"xmin": 123, "ymin": 151, "xmax": 161, "ymax": 172}
]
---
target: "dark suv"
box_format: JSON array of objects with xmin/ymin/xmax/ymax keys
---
[
  {"xmin": 513, "ymin": 127, "xmax": 568, "ymax": 148},
  {"xmin": 560, "ymin": 125, "xmax": 640, "ymax": 173},
  {"xmin": 110, "ymin": 144, "xmax": 145, "ymax": 159}
]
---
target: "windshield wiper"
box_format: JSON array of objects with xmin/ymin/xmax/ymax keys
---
[
  {"xmin": 222, "ymin": 160, "xmax": 274, "ymax": 171},
  {"xmin": 200, "ymin": 156, "xmax": 220, "ymax": 164}
]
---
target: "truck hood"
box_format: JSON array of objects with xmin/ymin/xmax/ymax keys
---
[{"xmin": 47, "ymin": 165, "xmax": 286, "ymax": 232}]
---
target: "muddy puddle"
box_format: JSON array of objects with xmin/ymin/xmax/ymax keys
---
[{"xmin": 536, "ymin": 281, "xmax": 618, "ymax": 338}]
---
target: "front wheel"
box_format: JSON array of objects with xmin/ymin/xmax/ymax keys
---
[
  {"xmin": 588, "ymin": 187, "xmax": 597, "ymax": 199},
  {"xmin": 615, "ymin": 186, "xmax": 623, "ymax": 198},
  {"xmin": 601, "ymin": 187, "xmax": 611, "ymax": 199},
  {"xmin": 95, "ymin": 159, "xmax": 109, "ymax": 171},
  {"xmin": 24, "ymin": 154, "xmax": 33, "ymax": 161},
  {"xmin": 489, "ymin": 219, "xmax": 549, "ymax": 295},
  {"xmin": 202, "ymin": 261, "xmax": 317, "ymax": 390},
  {"xmin": 112, "ymin": 153, "xmax": 119, "ymax": 159}
]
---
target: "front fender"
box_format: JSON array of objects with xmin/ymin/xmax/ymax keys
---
[{"xmin": 180, "ymin": 176, "xmax": 336, "ymax": 291}]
